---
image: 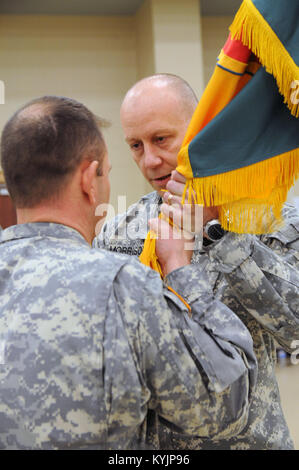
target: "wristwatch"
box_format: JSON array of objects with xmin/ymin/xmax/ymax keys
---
[{"xmin": 204, "ymin": 219, "xmax": 226, "ymax": 242}]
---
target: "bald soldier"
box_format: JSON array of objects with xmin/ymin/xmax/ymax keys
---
[
  {"xmin": 0, "ymin": 96, "xmax": 257, "ymax": 450},
  {"xmin": 94, "ymin": 74, "xmax": 299, "ymax": 450}
]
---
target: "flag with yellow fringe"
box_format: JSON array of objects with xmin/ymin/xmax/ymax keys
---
[{"xmin": 139, "ymin": 0, "xmax": 299, "ymax": 276}]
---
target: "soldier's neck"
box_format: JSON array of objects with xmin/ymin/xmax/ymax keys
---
[{"xmin": 17, "ymin": 205, "xmax": 93, "ymax": 245}]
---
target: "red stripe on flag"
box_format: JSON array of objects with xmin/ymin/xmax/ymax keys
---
[{"xmin": 223, "ymin": 33, "xmax": 251, "ymax": 63}]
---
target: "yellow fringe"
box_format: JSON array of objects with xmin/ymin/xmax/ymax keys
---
[
  {"xmin": 139, "ymin": 230, "xmax": 163, "ymax": 277},
  {"xmin": 229, "ymin": 0, "xmax": 299, "ymax": 117},
  {"xmin": 184, "ymin": 149, "xmax": 299, "ymax": 234}
]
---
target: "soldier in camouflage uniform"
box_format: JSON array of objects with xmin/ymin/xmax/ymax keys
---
[
  {"xmin": 0, "ymin": 96, "xmax": 257, "ymax": 450},
  {"xmin": 94, "ymin": 74, "xmax": 299, "ymax": 449}
]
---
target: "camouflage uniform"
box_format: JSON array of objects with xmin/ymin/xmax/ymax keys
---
[
  {"xmin": 95, "ymin": 192, "xmax": 299, "ymax": 450},
  {"xmin": 0, "ymin": 222, "xmax": 256, "ymax": 450}
]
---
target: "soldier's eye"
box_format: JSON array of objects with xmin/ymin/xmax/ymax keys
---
[{"xmin": 131, "ymin": 142, "xmax": 141, "ymax": 150}]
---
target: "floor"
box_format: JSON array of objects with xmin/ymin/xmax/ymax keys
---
[{"xmin": 276, "ymin": 363, "xmax": 299, "ymax": 450}]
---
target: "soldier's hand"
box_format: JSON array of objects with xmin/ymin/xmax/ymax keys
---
[
  {"xmin": 164, "ymin": 170, "xmax": 219, "ymax": 231},
  {"xmin": 149, "ymin": 217, "xmax": 194, "ymax": 276}
]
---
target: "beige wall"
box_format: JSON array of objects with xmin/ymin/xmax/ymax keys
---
[{"xmin": 0, "ymin": 14, "xmax": 143, "ymax": 212}]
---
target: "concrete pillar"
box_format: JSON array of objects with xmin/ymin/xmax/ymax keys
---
[
  {"xmin": 151, "ymin": 0, "xmax": 204, "ymax": 100},
  {"xmin": 135, "ymin": 0, "xmax": 204, "ymax": 97}
]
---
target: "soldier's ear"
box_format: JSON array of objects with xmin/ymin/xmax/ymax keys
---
[{"xmin": 81, "ymin": 160, "xmax": 99, "ymax": 206}]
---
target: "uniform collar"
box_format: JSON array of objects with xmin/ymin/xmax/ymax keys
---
[
  {"xmin": 0, "ymin": 222, "xmax": 89, "ymax": 247},
  {"xmin": 155, "ymin": 192, "xmax": 163, "ymax": 205}
]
